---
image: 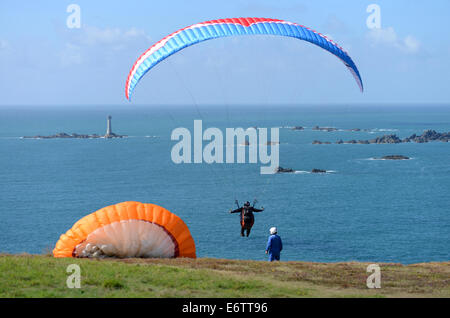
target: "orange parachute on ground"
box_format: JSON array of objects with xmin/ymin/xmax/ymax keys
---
[{"xmin": 53, "ymin": 201, "xmax": 196, "ymax": 258}]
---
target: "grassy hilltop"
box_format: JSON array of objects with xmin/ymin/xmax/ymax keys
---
[{"xmin": 0, "ymin": 254, "xmax": 449, "ymax": 298}]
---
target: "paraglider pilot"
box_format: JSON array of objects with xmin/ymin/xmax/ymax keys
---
[
  {"xmin": 230, "ymin": 201, "xmax": 264, "ymax": 237},
  {"xmin": 265, "ymin": 227, "xmax": 283, "ymax": 261}
]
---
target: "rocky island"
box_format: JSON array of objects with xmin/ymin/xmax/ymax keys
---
[
  {"xmin": 22, "ymin": 116, "xmax": 127, "ymax": 139},
  {"xmin": 312, "ymin": 140, "xmax": 331, "ymax": 144},
  {"xmin": 378, "ymin": 155, "xmax": 410, "ymax": 160},
  {"xmin": 311, "ymin": 168, "xmax": 327, "ymax": 173},
  {"xmin": 312, "ymin": 125, "xmax": 338, "ymax": 132},
  {"xmin": 312, "ymin": 130, "xmax": 450, "ymax": 145},
  {"xmin": 275, "ymin": 167, "xmax": 329, "ymax": 174},
  {"xmin": 275, "ymin": 166, "xmax": 295, "ymax": 173},
  {"xmin": 288, "ymin": 125, "xmax": 371, "ymax": 132}
]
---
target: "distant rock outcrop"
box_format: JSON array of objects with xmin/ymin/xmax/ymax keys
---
[
  {"xmin": 312, "ymin": 130, "xmax": 450, "ymax": 145},
  {"xmin": 403, "ymin": 130, "xmax": 450, "ymax": 143},
  {"xmin": 23, "ymin": 115, "xmax": 127, "ymax": 139},
  {"xmin": 379, "ymin": 155, "xmax": 410, "ymax": 160},
  {"xmin": 312, "ymin": 126, "xmax": 338, "ymax": 132},
  {"xmin": 275, "ymin": 166, "xmax": 295, "ymax": 173},
  {"xmin": 369, "ymin": 134, "xmax": 402, "ymax": 144},
  {"xmin": 275, "ymin": 167, "xmax": 331, "ymax": 174},
  {"xmin": 289, "ymin": 125, "xmax": 366, "ymax": 132},
  {"xmin": 23, "ymin": 132, "xmax": 126, "ymax": 139},
  {"xmin": 104, "ymin": 132, "xmax": 125, "ymax": 139},
  {"xmin": 311, "ymin": 169, "xmax": 327, "ymax": 173},
  {"xmin": 312, "ymin": 140, "xmax": 331, "ymax": 144}
]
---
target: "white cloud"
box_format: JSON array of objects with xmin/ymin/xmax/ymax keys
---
[
  {"xmin": 367, "ymin": 27, "xmax": 397, "ymax": 44},
  {"xmin": 59, "ymin": 43, "xmax": 82, "ymax": 67},
  {"xmin": 72, "ymin": 26, "xmax": 151, "ymax": 47},
  {"xmin": 0, "ymin": 39, "xmax": 9, "ymax": 50},
  {"xmin": 366, "ymin": 27, "xmax": 421, "ymax": 54},
  {"xmin": 403, "ymin": 35, "xmax": 420, "ymax": 53}
]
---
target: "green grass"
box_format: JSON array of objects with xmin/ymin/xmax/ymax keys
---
[{"xmin": 0, "ymin": 254, "xmax": 448, "ymax": 298}]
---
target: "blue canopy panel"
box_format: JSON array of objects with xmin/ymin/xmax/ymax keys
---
[{"xmin": 125, "ymin": 17, "xmax": 363, "ymax": 100}]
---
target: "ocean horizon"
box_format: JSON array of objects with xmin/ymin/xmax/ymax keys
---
[{"xmin": 1, "ymin": 104, "xmax": 449, "ymax": 264}]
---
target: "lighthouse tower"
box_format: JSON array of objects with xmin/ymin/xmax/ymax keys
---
[{"xmin": 105, "ymin": 115, "xmax": 112, "ymax": 138}]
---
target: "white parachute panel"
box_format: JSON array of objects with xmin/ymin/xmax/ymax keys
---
[{"xmin": 74, "ymin": 220, "xmax": 176, "ymax": 258}]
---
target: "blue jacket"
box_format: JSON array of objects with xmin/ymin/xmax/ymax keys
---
[{"xmin": 266, "ymin": 234, "xmax": 283, "ymax": 255}]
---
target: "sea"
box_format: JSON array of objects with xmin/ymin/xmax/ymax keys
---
[{"xmin": 0, "ymin": 104, "xmax": 449, "ymax": 264}]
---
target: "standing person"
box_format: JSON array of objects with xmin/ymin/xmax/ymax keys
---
[
  {"xmin": 229, "ymin": 201, "xmax": 264, "ymax": 237},
  {"xmin": 265, "ymin": 227, "xmax": 283, "ymax": 261}
]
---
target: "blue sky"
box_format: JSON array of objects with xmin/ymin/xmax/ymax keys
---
[{"xmin": 0, "ymin": 0, "xmax": 449, "ymax": 105}]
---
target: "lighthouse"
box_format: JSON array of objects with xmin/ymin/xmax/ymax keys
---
[
  {"xmin": 105, "ymin": 115, "xmax": 112, "ymax": 138},
  {"xmin": 103, "ymin": 115, "xmax": 126, "ymax": 138}
]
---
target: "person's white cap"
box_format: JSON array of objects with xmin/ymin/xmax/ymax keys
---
[{"xmin": 269, "ymin": 227, "xmax": 277, "ymax": 235}]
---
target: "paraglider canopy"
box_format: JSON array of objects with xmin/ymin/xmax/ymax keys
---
[
  {"xmin": 125, "ymin": 17, "xmax": 363, "ymax": 100},
  {"xmin": 53, "ymin": 201, "xmax": 196, "ymax": 258}
]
